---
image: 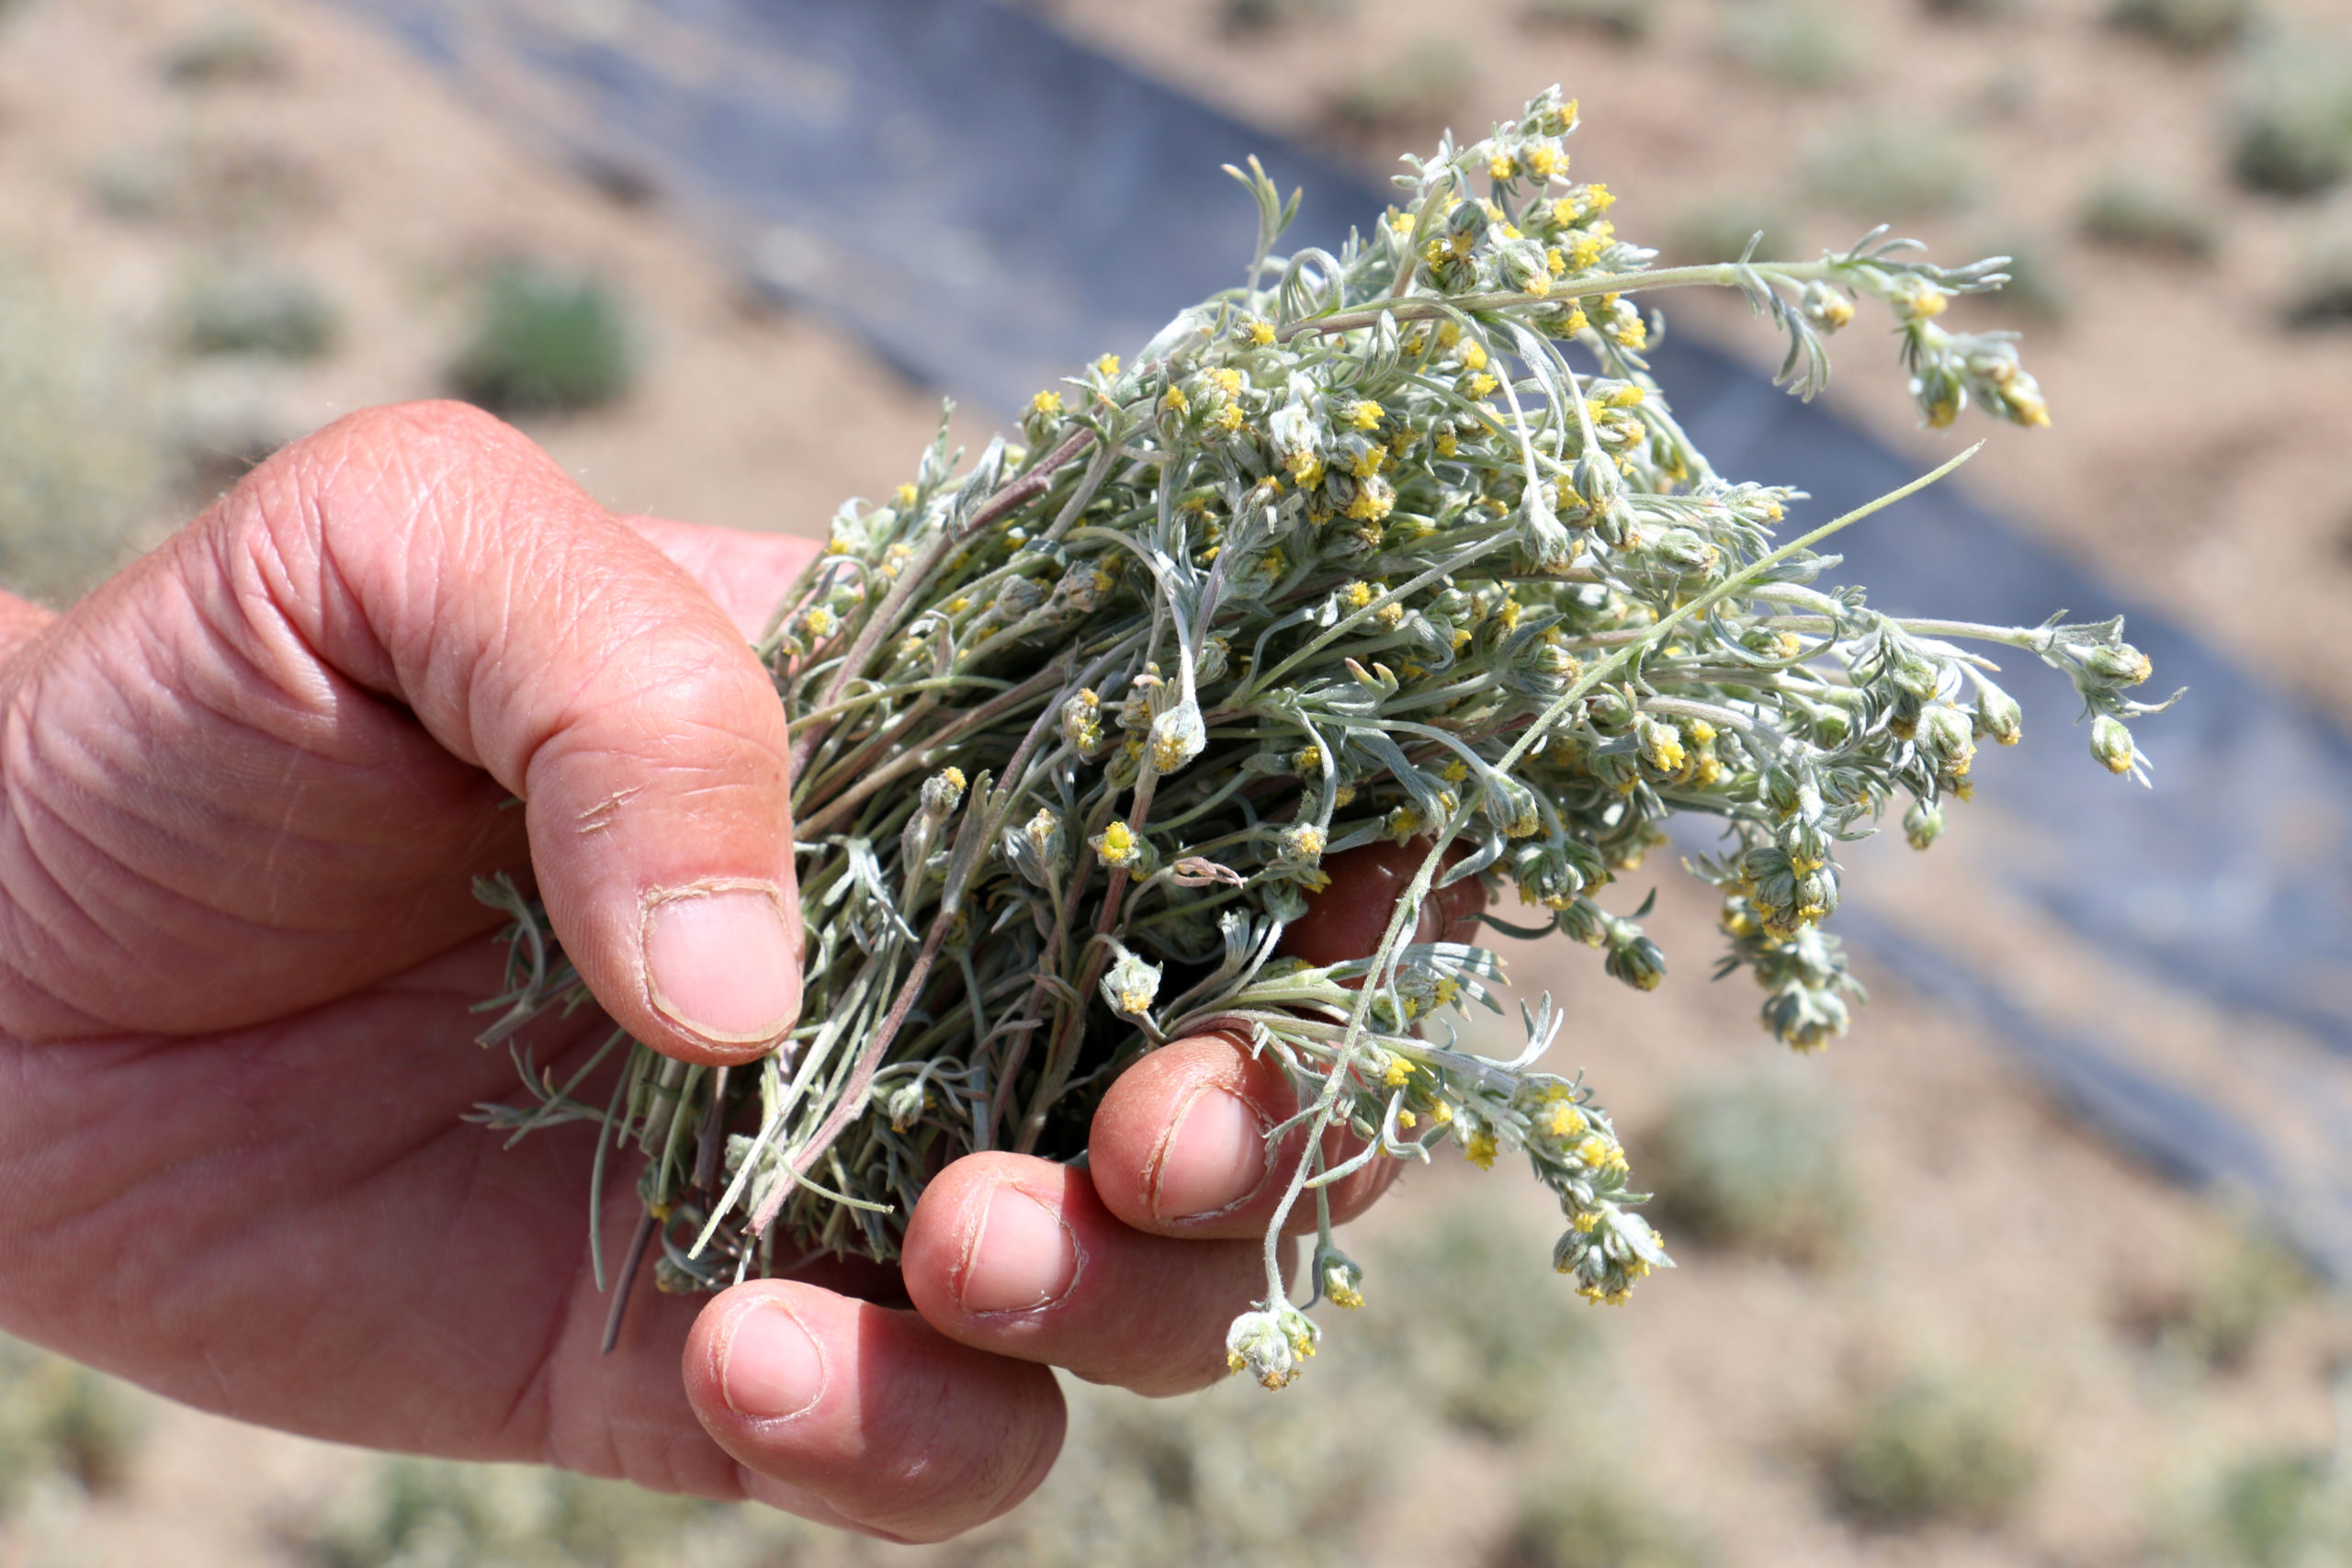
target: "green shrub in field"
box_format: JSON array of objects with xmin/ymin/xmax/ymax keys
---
[
  {"xmin": 2109, "ymin": 0, "xmax": 2261, "ymax": 53},
  {"xmin": 2132, "ymin": 1224, "xmax": 2310, "ymax": 1370},
  {"xmin": 0, "ymin": 1337, "xmax": 142, "ymax": 1510},
  {"xmin": 1805, "ymin": 120, "xmax": 1981, "ymax": 216},
  {"xmin": 1325, "ymin": 40, "xmax": 1476, "ymax": 138},
  {"xmin": 1968, "ymin": 234, "xmax": 2068, "ymax": 321},
  {"xmin": 1717, "ymin": 4, "xmax": 1862, "ymax": 93},
  {"xmin": 1216, "ymin": 0, "xmax": 1352, "ymax": 36},
  {"xmin": 163, "ymin": 17, "xmax": 287, "ymax": 85},
  {"xmin": 181, "ymin": 265, "xmax": 339, "ymax": 359},
  {"xmin": 1361, "ymin": 1201, "xmax": 1601, "ymax": 1438},
  {"xmin": 2158, "ymin": 1450, "xmax": 2352, "ymax": 1567},
  {"xmin": 2284, "ymin": 232, "xmax": 2352, "ymax": 329},
  {"xmin": 1826, "ymin": 1377, "xmax": 2038, "ymax": 1529},
  {"xmin": 1521, "ymin": 0, "xmax": 1656, "ymax": 43},
  {"xmin": 2231, "ymin": 32, "xmax": 2352, "ymax": 196},
  {"xmin": 309, "ymin": 1457, "xmax": 802, "ymax": 1568},
  {"xmin": 1644, "ymin": 1069, "xmax": 1856, "ymax": 1266},
  {"xmin": 1492, "ymin": 1478, "xmax": 1711, "ymax": 1568},
  {"xmin": 0, "ymin": 265, "xmax": 160, "ymax": 602},
  {"xmin": 2078, "ymin": 177, "xmax": 2219, "ymax": 260},
  {"xmin": 449, "ymin": 261, "xmax": 637, "ymax": 416}
]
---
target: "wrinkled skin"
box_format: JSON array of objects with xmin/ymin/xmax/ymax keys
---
[{"xmin": 0, "ymin": 403, "xmax": 1477, "ymax": 1542}]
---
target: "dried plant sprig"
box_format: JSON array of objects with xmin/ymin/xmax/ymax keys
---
[{"xmin": 474, "ymin": 87, "xmax": 2169, "ymax": 1382}]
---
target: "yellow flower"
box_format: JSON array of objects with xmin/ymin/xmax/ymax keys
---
[
  {"xmin": 944, "ymin": 595, "xmax": 970, "ymax": 614},
  {"xmin": 1285, "ymin": 450, "xmax": 1324, "ymax": 489},
  {"xmin": 1430, "ymin": 1100, "xmax": 1453, "ymax": 1124},
  {"xmin": 1343, "ymin": 580, "xmax": 1376, "ymax": 610},
  {"xmin": 1542, "ymin": 1101, "xmax": 1589, "ymax": 1140},
  {"xmin": 1383, "ymin": 1055, "xmax": 1413, "ymax": 1089},
  {"xmin": 1437, "ymin": 321, "xmax": 1462, "ymax": 350},
  {"xmin": 1215, "ymin": 404, "xmax": 1246, "ymax": 434},
  {"xmin": 1294, "ymin": 743, "xmax": 1323, "ymax": 773},
  {"xmin": 1434, "ymin": 429, "xmax": 1458, "ymax": 457},
  {"xmin": 1546, "ymin": 246, "xmax": 1566, "ymax": 277},
  {"xmin": 1345, "ymin": 483, "xmax": 1395, "ymax": 523},
  {"xmin": 1028, "ymin": 389, "xmax": 1063, "ymax": 419},
  {"xmin": 1161, "ymin": 384, "xmax": 1189, "ymax": 415},
  {"xmin": 1460, "ymin": 340, "xmax": 1489, "ymax": 372},
  {"xmin": 1466, "ymin": 1130, "xmax": 1499, "ymax": 1169},
  {"xmin": 1525, "ymin": 142, "xmax": 1566, "ymax": 179},
  {"xmin": 1095, "ymin": 353, "xmax": 1120, "ymax": 376},
  {"xmin": 1565, "ymin": 231, "xmax": 1605, "ymax": 270},
  {"xmin": 1348, "ymin": 399, "xmax": 1385, "ymax": 430},
  {"xmin": 1467, "ymin": 372, "xmax": 1499, "ymax": 398},
  {"xmin": 1095, "ymin": 819, "xmax": 1140, "ymax": 867},
  {"xmin": 1333, "ymin": 783, "xmax": 1356, "ymax": 807},
  {"xmin": 1208, "ymin": 367, "xmax": 1244, "ymax": 397},
  {"xmin": 1584, "ymin": 182, "xmax": 1615, "ymax": 213},
  {"xmin": 1489, "ymin": 150, "xmax": 1518, "ymax": 180},
  {"xmin": 893, "ymin": 482, "xmax": 919, "ymax": 507},
  {"xmin": 803, "ymin": 606, "xmax": 837, "ymax": 638},
  {"xmin": 1350, "ymin": 443, "xmax": 1386, "ymax": 479},
  {"xmin": 1396, "ymin": 1110, "xmax": 1417, "ymax": 1129}
]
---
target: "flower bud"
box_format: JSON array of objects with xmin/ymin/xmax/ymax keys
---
[
  {"xmin": 1973, "ymin": 683, "xmax": 2023, "ymax": 746},
  {"xmin": 1317, "ymin": 1246, "xmax": 1366, "ymax": 1311},
  {"xmin": 884, "ymin": 1077, "xmax": 930, "ymax": 1133},
  {"xmin": 1903, "ymin": 798, "xmax": 1945, "ymax": 851},
  {"xmin": 1100, "ymin": 943, "xmax": 1163, "ymax": 1021},
  {"xmin": 1005, "ymin": 807, "xmax": 1066, "ymax": 888},
  {"xmin": 2090, "ymin": 714, "xmax": 2137, "ymax": 775},
  {"xmin": 1917, "ymin": 702, "xmax": 1976, "ymax": 780},
  {"xmin": 1800, "ymin": 279, "xmax": 1856, "ymax": 333},
  {"xmin": 1519, "ymin": 484, "xmax": 1577, "ymax": 572},
  {"xmin": 1148, "ymin": 697, "xmax": 1208, "ymax": 774},
  {"xmin": 1635, "ymin": 715, "xmax": 1688, "ymax": 774},
  {"xmin": 1225, "ymin": 1305, "xmax": 1318, "ymax": 1390},
  {"xmin": 2083, "ymin": 641, "xmax": 2153, "ymax": 689},
  {"xmin": 1605, "ymin": 927, "xmax": 1666, "ymax": 991},
  {"xmin": 919, "ymin": 766, "xmax": 967, "ymax": 818},
  {"xmin": 1059, "ymin": 688, "xmax": 1105, "ymax": 755}
]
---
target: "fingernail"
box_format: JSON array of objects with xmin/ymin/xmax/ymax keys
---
[
  {"xmin": 643, "ymin": 883, "xmax": 801, "ymax": 1046},
  {"xmin": 1151, "ymin": 1087, "xmax": 1270, "ymax": 1222},
  {"xmin": 958, "ymin": 1185, "xmax": 1083, "ymax": 1314},
  {"xmin": 719, "ymin": 1300, "xmax": 826, "ymax": 1421}
]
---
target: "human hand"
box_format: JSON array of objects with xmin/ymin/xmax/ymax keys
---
[{"xmin": 0, "ymin": 402, "xmax": 1475, "ymax": 1541}]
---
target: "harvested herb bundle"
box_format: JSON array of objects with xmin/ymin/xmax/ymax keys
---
[{"xmin": 477, "ymin": 90, "xmax": 2171, "ymax": 1387}]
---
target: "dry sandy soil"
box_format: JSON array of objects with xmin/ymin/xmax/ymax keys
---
[{"xmin": 1, "ymin": 1, "xmax": 2349, "ymax": 1565}]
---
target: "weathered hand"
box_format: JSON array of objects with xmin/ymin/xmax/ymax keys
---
[{"xmin": 0, "ymin": 402, "xmax": 1463, "ymax": 1541}]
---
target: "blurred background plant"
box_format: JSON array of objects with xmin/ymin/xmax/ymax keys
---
[
  {"xmin": 2230, "ymin": 28, "xmax": 2352, "ymax": 196},
  {"xmin": 0, "ymin": 262, "xmax": 164, "ymax": 602},
  {"xmin": 1825, "ymin": 1375, "xmax": 2040, "ymax": 1531},
  {"xmin": 2109, "ymin": 0, "xmax": 2265, "ymax": 52},
  {"xmin": 2079, "ymin": 175, "xmax": 2223, "ymax": 260},
  {"xmin": 300, "ymin": 1459, "xmax": 802, "ymax": 1568},
  {"xmin": 2157, "ymin": 1444, "xmax": 2352, "ymax": 1567},
  {"xmin": 448, "ymin": 260, "xmax": 637, "ymax": 417},
  {"xmin": 1804, "ymin": 119, "xmax": 1982, "ymax": 217},
  {"xmin": 1519, "ymin": 0, "xmax": 1656, "ymax": 45},
  {"xmin": 178, "ymin": 262, "xmax": 338, "ymax": 359},
  {"xmin": 0, "ymin": 1337, "xmax": 144, "ymax": 1515},
  {"xmin": 1640, "ymin": 1068, "xmax": 1858, "ymax": 1268},
  {"xmin": 1714, "ymin": 3, "xmax": 1861, "ymax": 93}
]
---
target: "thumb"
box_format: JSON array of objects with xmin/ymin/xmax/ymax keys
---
[{"xmin": 246, "ymin": 401, "xmax": 803, "ymax": 1062}]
